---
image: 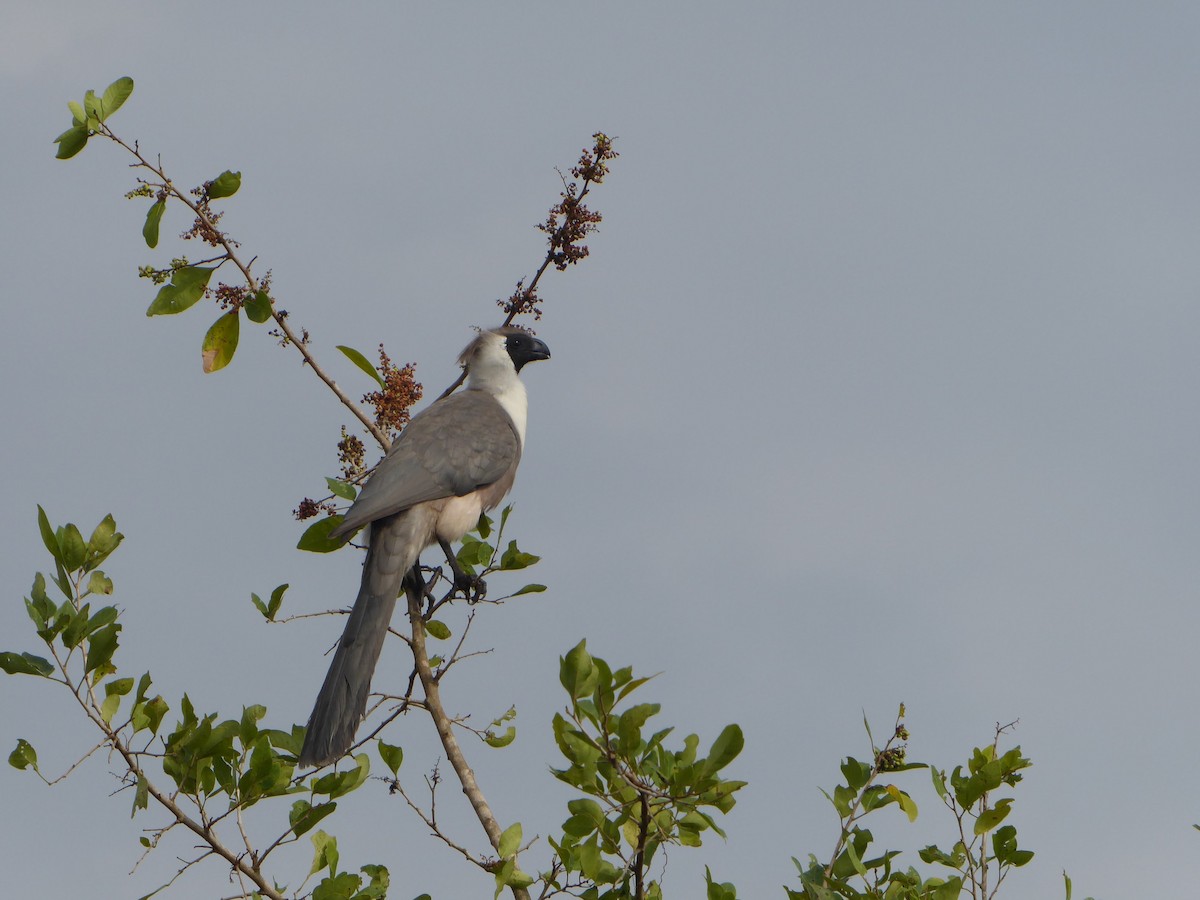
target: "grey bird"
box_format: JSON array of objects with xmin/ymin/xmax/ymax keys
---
[{"xmin": 298, "ymin": 327, "xmax": 550, "ymax": 768}]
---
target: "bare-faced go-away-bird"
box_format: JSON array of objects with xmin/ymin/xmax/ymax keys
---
[{"xmin": 298, "ymin": 327, "xmax": 550, "ymax": 768}]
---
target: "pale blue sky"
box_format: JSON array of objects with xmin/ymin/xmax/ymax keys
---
[{"xmin": 3, "ymin": 3, "xmax": 1199, "ymax": 898}]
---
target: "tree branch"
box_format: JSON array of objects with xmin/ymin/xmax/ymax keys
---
[
  {"xmin": 404, "ymin": 572, "xmax": 531, "ymax": 900},
  {"xmin": 97, "ymin": 124, "xmax": 390, "ymax": 449}
]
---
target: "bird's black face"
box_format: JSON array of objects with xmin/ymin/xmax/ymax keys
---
[{"xmin": 505, "ymin": 333, "xmax": 551, "ymax": 371}]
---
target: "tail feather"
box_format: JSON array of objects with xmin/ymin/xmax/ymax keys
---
[{"xmin": 299, "ymin": 510, "xmax": 429, "ymax": 767}]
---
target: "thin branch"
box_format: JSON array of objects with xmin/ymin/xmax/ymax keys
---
[
  {"xmin": 404, "ymin": 573, "xmax": 531, "ymax": 900},
  {"xmin": 98, "ymin": 124, "xmax": 389, "ymax": 449},
  {"xmin": 435, "ymin": 136, "xmax": 613, "ymax": 402},
  {"xmin": 44, "ymin": 737, "xmax": 109, "ymax": 785},
  {"xmin": 44, "ymin": 591, "xmax": 287, "ymax": 900},
  {"xmin": 391, "ymin": 775, "xmax": 483, "ymax": 867}
]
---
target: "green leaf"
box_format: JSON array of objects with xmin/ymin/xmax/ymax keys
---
[
  {"xmin": 9, "ymin": 739, "xmax": 39, "ymax": 771},
  {"xmin": 25, "ymin": 573, "xmax": 55, "ymax": 635},
  {"xmin": 201, "ymin": 311, "xmax": 240, "ymax": 373},
  {"xmin": 146, "ymin": 265, "xmax": 215, "ymax": 316},
  {"xmin": 143, "ymin": 199, "xmax": 166, "ymax": 249},
  {"xmin": 243, "ymin": 289, "xmax": 273, "ymax": 323},
  {"xmin": 424, "ymin": 619, "xmax": 451, "ymax": 640},
  {"xmin": 992, "ymin": 823, "xmax": 1034, "ymax": 867},
  {"xmin": 311, "ymin": 753, "xmax": 370, "ymax": 800},
  {"xmin": 87, "ymin": 570, "xmax": 113, "ymax": 595},
  {"xmin": 931, "ymin": 877, "xmax": 964, "ymax": 900},
  {"xmin": 705, "ymin": 867, "xmax": 738, "ymax": 900},
  {"xmin": 100, "ymin": 676, "xmax": 135, "ymax": 726},
  {"xmin": 290, "ymin": 799, "xmax": 338, "ymax": 837},
  {"xmin": 135, "ymin": 672, "xmax": 153, "ymax": 704},
  {"xmin": 974, "ymin": 798, "xmax": 1013, "ymax": 835},
  {"xmin": 101, "ymin": 692, "xmax": 122, "ymax": 725},
  {"xmin": 377, "ymin": 740, "xmax": 403, "ymax": 777},
  {"xmin": 841, "ymin": 757, "xmax": 872, "ymax": 792},
  {"xmin": 0, "ymin": 652, "xmax": 54, "ymax": 677},
  {"xmin": 336, "ymin": 345, "xmax": 386, "ymax": 388},
  {"xmin": 206, "ymin": 170, "xmax": 241, "ymax": 200},
  {"xmin": 359, "ymin": 864, "xmax": 390, "ymax": 897},
  {"xmin": 133, "ymin": 695, "xmax": 169, "ymax": 735},
  {"xmin": 251, "ymin": 586, "xmax": 288, "ymax": 622},
  {"xmin": 560, "ymin": 640, "xmax": 597, "ymax": 701},
  {"xmin": 83, "ymin": 89, "xmax": 102, "ymax": 121},
  {"xmin": 61, "ymin": 603, "xmax": 89, "ymax": 648},
  {"xmin": 84, "ymin": 623, "xmax": 121, "ymax": 675},
  {"xmin": 68, "ymin": 100, "xmax": 85, "ymax": 125},
  {"xmin": 499, "ymin": 540, "xmax": 539, "ymax": 570},
  {"xmin": 297, "ymin": 516, "xmax": 347, "ymax": 552},
  {"xmin": 100, "ymin": 77, "xmax": 134, "ymax": 119},
  {"xmin": 37, "ymin": 506, "xmax": 62, "ymax": 563},
  {"xmin": 87, "ymin": 514, "xmax": 122, "ymax": 558},
  {"xmin": 132, "ymin": 772, "xmax": 149, "ymax": 816},
  {"xmin": 456, "ymin": 537, "xmax": 492, "ymax": 568},
  {"xmin": 498, "ymin": 821, "xmax": 522, "ymax": 858},
  {"xmin": 61, "ymin": 523, "xmax": 87, "ymax": 570},
  {"xmin": 930, "ymin": 765, "xmax": 948, "ymax": 799},
  {"xmin": 886, "ymin": 784, "xmax": 918, "ymax": 822},
  {"xmin": 54, "ymin": 124, "xmax": 89, "ymax": 159},
  {"xmin": 562, "ymin": 814, "xmax": 596, "ymax": 838},
  {"xmin": 475, "ymin": 512, "xmax": 492, "ymax": 539},
  {"xmin": 50, "ymin": 559, "xmax": 72, "ymax": 599},
  {"xmin": 511, "ymin": 583, "xmax": 547, "ymax": 596},
  {"xmin": 616, "ymin": 673, "xmax": 658, "ymax": 702},
  {"xmin": 310, "ymin": 830, "xmax": 339, "ymax": 877},
  {"xmin": 313, "ymin": 872, "xmax": 360, "ymax": 900},
  {"xmin": 267, "ymin": 583, "xmax": 288, "ymax": 619},
  {"xmin": 325, "ymin": 477, "xmax": 357, "ymax": 501},
  {"xmin": 700, "ymin": 724, "xmax": 744, "ymax": 776},
  {"xmin": 84, "ymin": 605, "xmax": 120, "ymax": 636},
  {"xmin": 485, "ymin": 726, "xmax": 516, "ymax": 748}
]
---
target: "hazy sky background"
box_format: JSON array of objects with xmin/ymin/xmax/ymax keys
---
[{"xmin": 3, "ymin": 3, "xmax": 1199, "ymax": 898}]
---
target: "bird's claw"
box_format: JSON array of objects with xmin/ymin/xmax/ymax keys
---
[{"xmin": 453, "ymin": 570, "xmax": 487, "ymax": 603}]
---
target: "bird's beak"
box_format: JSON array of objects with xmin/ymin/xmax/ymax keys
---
[{"xmin": 507, "ymin": 336, "xmax": 551, "ymax": 371}]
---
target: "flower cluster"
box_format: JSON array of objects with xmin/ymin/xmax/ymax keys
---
[
  {"xmin": 293, "ymin": 496, "xmax": 337, "ymax": 521},
  {"xmin": 337, "ymin": 426, "xmax": 366, "ymax": 482},
  {"xmin": 363, "ymin": 345, "xmax": 423, "ymax": 437}
]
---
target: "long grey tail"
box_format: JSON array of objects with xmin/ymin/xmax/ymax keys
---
[{"xmin": 298, "ymin": 513, "xmax": 423, "ymax": 768}]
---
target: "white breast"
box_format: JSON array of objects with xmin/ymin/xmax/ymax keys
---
[{"xmin": 491, "ymin": 379, "xmax": 528, "ymax": 446}]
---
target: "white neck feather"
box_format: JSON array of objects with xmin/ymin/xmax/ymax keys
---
[
  {"xmin": 490, "ymin": 378, "xmax": 528, "ymax": 446},
  {"xmin": 465, "ymin": 333, "xmax": 529, "ymax": 445}
]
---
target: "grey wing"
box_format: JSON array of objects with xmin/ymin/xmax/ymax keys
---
[{"xmin": 331, "ymin": 391, "xmax": 519, "ymax": 537}]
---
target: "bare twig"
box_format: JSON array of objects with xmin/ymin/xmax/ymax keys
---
[{"xmin": 391, "ymin": 774, "xmax": 482, "ymax": 866}]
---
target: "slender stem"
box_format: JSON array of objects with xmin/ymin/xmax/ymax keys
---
[
  {"xmin": 391, "ymin": 777, "xmax": 481, "ymax": 865},
  {"xmin": 404, "ymin": 574, "xmax": 531, "ymax": 900},
  {"xmin": 99, "ymin": 126, "xmax": 390, "ymax": 449},
  {"xmin": 52, "ymin": 637, "xmax": 286, "ymax": 899},
  {"xmin": 634, "ymin": 792, "xmax": 649, "ymax": 900},
  {"xmin": 434, "ymin": 166, "xmax": 602, "ymax": 402}
]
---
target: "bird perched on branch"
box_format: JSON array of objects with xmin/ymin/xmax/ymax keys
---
[{"xmin": 298, "ymin": 327, "xmax": 550, "ymax": 768}]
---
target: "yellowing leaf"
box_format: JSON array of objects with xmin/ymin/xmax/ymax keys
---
[{"xmin": 201, "ymin": 311, "xmax": 240, "ymax": 373}]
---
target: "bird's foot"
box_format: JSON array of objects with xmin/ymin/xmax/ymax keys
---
[
  {"xmin": 439, "ymin": 537, "xmax": 487, "ymax": 602},
  {"xmin": 453, "ymin": 569, "xmax": 487, "ymax": 603}
]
